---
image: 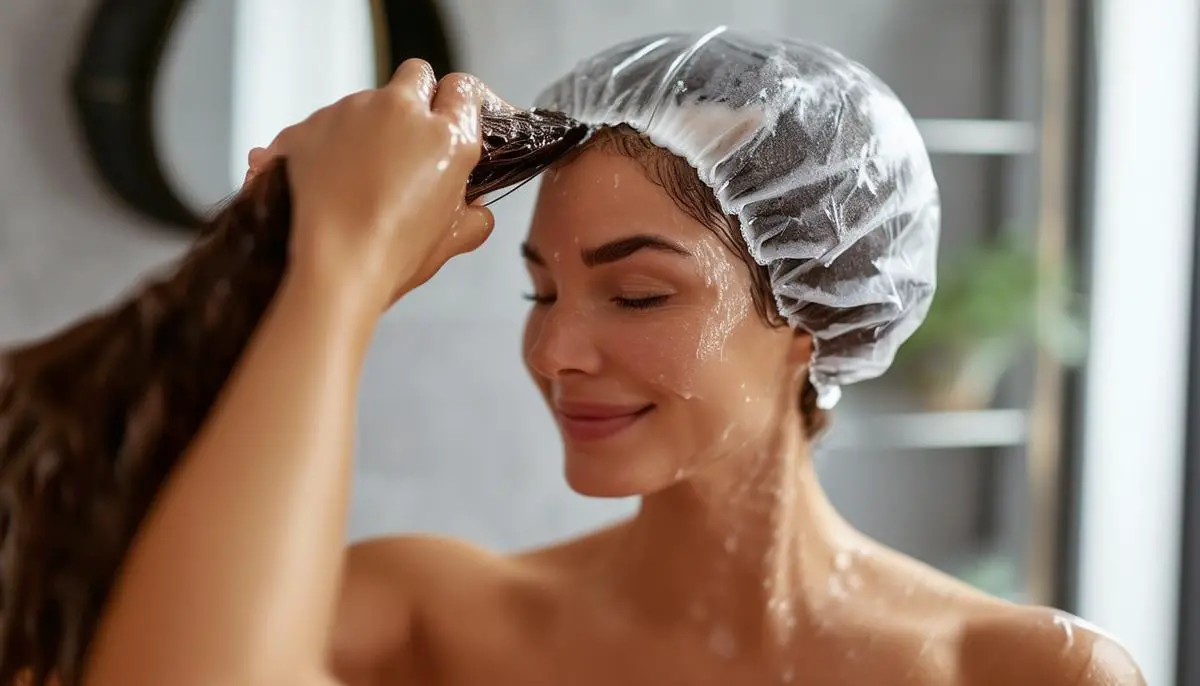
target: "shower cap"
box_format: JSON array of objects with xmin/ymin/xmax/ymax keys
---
[{"xmin": 535, "ymin": 26, "xmax": 941, "ymax": 408}]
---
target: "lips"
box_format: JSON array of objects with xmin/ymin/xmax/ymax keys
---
[{"xmin": 554, "ymin": 401, "xmax": 655, "ymax": 442}]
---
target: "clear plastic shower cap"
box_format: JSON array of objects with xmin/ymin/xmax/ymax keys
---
[{"xmin": 535, "ymin": 27, "xmax": 941, "ymax": 409}]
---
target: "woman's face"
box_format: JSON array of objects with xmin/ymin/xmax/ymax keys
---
[{"xmin": 522, "ymin": 148, "xmax": 811, "ymax": 497}]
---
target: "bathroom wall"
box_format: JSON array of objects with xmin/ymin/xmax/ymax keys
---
[
  {"xmin": 0, "ymin": 0, "xmax": 1006, "ymax": 563},
  {"xmin": 0, "ymin": 1, "xmax": 188, "ymax": 343}
]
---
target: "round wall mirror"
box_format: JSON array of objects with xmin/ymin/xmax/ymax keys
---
[{"xmin": 71, "ymin": 0, "xmax": 457, "ymax": 230}]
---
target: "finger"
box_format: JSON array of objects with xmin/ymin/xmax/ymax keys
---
[
  {"xmin": 431, "ymin": 73, "xmax": 485, "ymax": 143},
  {"xmin": 247, "ymin": 146, "xmax": 269, "ymax": 168},
  {"xmin": 446, "ymin": 206, "xmax": 496, "ymax": 257},
  {"xmin": 240, "ymin": 147, "xmax": 269, "ymax": 186},
  {"xmin": 263, "ymin": 126, "xmax": 298, "ymax": 159},
  {"xmin": 398, "ymin": 208, "xmax": 494, "ymax": 300},
  {"xmin": 386, "ymin": 58, "xmax": 436, "ymax": 106}
]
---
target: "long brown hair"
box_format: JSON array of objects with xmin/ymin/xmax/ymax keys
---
[{"xmin": 0, "ymin": 107, "xmax": 587, "ymax": 686}]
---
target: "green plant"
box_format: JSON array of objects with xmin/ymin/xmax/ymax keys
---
[
  {"xmin": 947, "ymin": 551, "xmax": 1024, "ymax": 601},
  {"xmin": 894, "ymin": 232, "xmax": 1088, "ymax": 409}
]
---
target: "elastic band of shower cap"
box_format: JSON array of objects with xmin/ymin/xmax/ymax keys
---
[{"xmin": 535, "ymin": 26, "xmax": 941, "ymax": 410}]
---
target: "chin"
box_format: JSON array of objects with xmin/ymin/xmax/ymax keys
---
[{"xmin": 562, "ymin": 445, "xmax": 679, "ymax": 498}]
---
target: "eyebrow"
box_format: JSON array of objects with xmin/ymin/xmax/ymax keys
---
[{"xmin": 521, "ymin": 234, "xmax": 691, "ymax": 267}]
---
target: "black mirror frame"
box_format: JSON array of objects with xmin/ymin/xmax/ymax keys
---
[{"xmin": 69, "ymin": 0, "xmax": 457, "ymax": 230}]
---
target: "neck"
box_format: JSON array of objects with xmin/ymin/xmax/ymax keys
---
[{"xmin": 600, "ymin": 416, "xmax": 865, "ymax": 657}]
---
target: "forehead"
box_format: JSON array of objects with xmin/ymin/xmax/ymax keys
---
[{"xmin": 526, "ymin": 147, "xmax": 715, "ymax": 249}]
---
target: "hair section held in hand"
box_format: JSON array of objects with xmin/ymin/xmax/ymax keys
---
[{"xmin": 0, "ymin": 106, "xmax": 588, "ymax": 686}]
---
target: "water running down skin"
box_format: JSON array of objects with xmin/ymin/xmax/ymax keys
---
[
  {"xmin": 331, "ymin": 146, "xmax": 1143, "ymax": 686},
  {"xmin": 73, "ymin": 63, "xmax": 1143, "ymax": 686}
]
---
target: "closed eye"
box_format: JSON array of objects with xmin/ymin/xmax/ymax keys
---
[{"xmin": 613, "ymin": 295, "xmax": 671, "ymax": 310}]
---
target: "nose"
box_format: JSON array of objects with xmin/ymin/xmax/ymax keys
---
[{"xmin": 524, "ymin": 303, "xmax": 604, "ymax": 379}]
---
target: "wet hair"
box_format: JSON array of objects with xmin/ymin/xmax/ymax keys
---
[
  {"xmin": 570, "ymin": 125, "xmax": 830, "ymax": 438},
  {"xmin": 0, "ymin": 108, "xmax": 587, "ymax": 686}
]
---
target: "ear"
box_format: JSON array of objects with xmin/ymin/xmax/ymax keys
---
[{"xmin": 788, "ymin": 328, "xmax": 814, "ymax": 367}]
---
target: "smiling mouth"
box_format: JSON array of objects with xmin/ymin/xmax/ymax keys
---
[{"xmin": 556, "ymin": 404, "xmax": 655, "ymax": 443}]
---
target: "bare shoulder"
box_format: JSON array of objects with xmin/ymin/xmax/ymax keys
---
[
  {"xmin": 513, "ymin": 520, "xmax": 631, "ymax": 568},
  {"xmin": 330, "ymin": 534, "xmax": 515, "ymax": 683},
  {"xmin": 337, "ymin": 533, "xmax": 525, "ymax": 627},
  {"xmin": 341, "ymin": 519, "xmax": 626, "ymax": 591},
  {"xmin": 344, "ymin": 533, "xmax": 514, "ymax": 587},
  {"xmin": 957, "ymin": 604, "xmax": 1145, "ymax": 686},
  {"xmin": 330, "ymin": 526, "xmax": 623, "ymax": 684},
  {"xmin": 858, "ymin": 542, "xmax": 1144, "ymax": 685}
]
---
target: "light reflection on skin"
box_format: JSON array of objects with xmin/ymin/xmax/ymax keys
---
[
  {"xmin": 505, "ymin": 142, "xmax": 1136, "ymax": 686},
  {"xmin": 520, "ymin": 146, "xmax": 851, "ymax": 663}
]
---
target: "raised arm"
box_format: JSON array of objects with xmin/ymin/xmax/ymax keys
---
[{"xmin": 82, "ymin": 61, "xmax": 493, "ymax": 686}]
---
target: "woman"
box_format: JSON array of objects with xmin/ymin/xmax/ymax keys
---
[{"xmin": 17, "ymin": 38, "xmax": 1143, "ymax": 686}]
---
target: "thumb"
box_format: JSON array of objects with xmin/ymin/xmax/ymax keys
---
[
  {"xmin": 241, "ymin": 147, "xmax": 272, "ymax": 187},
  {"xmin": 397, "ymin": 206, "xmax": 496, "ymax": 301},
  {"xmin": 445, "ymin": 206, "xmax": 496, "ymax": 258}
]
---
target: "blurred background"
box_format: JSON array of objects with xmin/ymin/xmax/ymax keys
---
[{"xmin": 1, "ymin": 0, "xmax": 1198, "ymax": 683}]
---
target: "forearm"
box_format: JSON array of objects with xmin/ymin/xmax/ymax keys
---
[{"xmin": 85, "ymin": 274, "xmax": 375, "ymax": 686}]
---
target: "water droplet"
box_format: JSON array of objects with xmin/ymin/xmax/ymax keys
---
[
  {"xmin": 834, "ymin": 550, "xmax": 853, "ymax": 571},
  {"xmin": 435, "ymin": 158, "xmax": 450, "ymax": 172},
  {"xmin": 707, "ymin": 625, "xmax": 739, "ymax": 659},
  {"xmin": 723, "ymin": 535, "xmax": 739, "ymax": 553},
  {"xmin": 779, "ymin": 611, "xmax": 797, "ymax": 634},
  {"xmin": 779, "ymin": 666, "xmax": 795, "ymax": 683},
  {"xmin": 829, "ymin": 576, "xmax": 848, "ymax": 600},
  {"xmin": 917, "ymin": 637, "xmax": 933, "ymax": 656},
  {"xmin": 1053, "ymin": 613, "xmax": 1076, "ymax": 649}
]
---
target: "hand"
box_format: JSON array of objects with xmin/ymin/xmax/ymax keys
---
[{"xmin": 250, "ymin": 59, "xmax": 496, "ymax": 318}]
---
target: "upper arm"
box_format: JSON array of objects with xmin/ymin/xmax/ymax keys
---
[
  {"xmin": 1071, "ymin": 633, "xmax": 1146, "ymax": 686},
  {"xmin": 958, "ymin": 608, "xmax": 1146, "ymax": 686}
]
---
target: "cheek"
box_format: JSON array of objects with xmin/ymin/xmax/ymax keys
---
[
  {"xmin": 669, "ymin": 302, "xmax": 797, "ymax": 437},
  {"xmin": 693, "ymin": 241, "xmax": 754, "ymax": 363},
  {"xmin": 681, "ymin": 336, "xmax": 796, "ymax": 466},
  {"xmin": 600, "ymin": 298, "xmax": 758, "ymax": 402},
  {"xmin": 694, "ymin": 337, "xmax": 790, "ymax": 425},
  {"xmin": 619, "ymin": 251, "xmax": 755, "ymax": 400},
  {"xmin": 599, "ymin": 310, "xmax": 708, "ymax": 398}
]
